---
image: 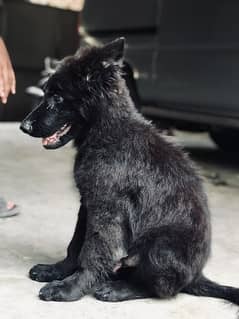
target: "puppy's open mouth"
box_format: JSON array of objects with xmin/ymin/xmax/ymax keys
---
[{"xmin": 42, "ymin": 124, "xmax": 72, "ymax": 148}]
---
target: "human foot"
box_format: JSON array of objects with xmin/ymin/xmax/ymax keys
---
[{"xmin": 0, "ymin": 197, "xmax": 19, "ymax": 218}]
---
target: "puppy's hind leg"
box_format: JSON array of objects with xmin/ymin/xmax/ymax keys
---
[
  {"xmin": 30, "ymin": 205, "xmax": 87, "ymax": 282},
  {"xmin": 115, "ymin": 227, "xmax": 194, "ymax": 300},
  {"xmin": 137, "ymin": 228, "xmax": 194, "ymax": 299}
]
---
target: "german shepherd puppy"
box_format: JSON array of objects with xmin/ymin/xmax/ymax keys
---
[{"xmin": 20, "ymin": 38, "xmax": 239, "ymax": 304}]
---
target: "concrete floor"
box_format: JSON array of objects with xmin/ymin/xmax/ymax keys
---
[{"xmin": 0, "ymin": 123, "xmax": 239, "ymax": 319}]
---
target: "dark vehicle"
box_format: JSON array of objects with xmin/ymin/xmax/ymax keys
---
[{"xmin": 81, "ymin": 0, "xmax": 239, "ymax": 151}]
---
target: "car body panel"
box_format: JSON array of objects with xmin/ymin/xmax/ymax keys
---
[{"xmin": 81, "ymin": 0, "xmax": 239, "ymax": 129}]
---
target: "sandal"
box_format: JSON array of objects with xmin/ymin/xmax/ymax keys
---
[{"xmin": 0, "ymin": 197, "xmax": 20, "ymax": 218}]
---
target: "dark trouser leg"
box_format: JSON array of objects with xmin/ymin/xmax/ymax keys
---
[{"xmin": 29, "ymin": 205, "xmax": 87, "ymax": 282}]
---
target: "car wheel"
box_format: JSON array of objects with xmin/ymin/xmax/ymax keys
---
[{"xmin": 210, "ymin": 129, "xmax": 239, "ymax": 152}]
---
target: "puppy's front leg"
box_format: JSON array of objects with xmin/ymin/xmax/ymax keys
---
[
  {"xmin": 30, "ymin": 205, "xmax": 87, "ymax": 282},
  {"xmin": 39, "ymin": 222, "xmax": 125, "ymax": 301}
]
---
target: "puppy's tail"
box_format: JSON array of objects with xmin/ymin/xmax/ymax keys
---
[{"xmin": 182, "ymin": 275, "xmax": 239, "ymax": 305}]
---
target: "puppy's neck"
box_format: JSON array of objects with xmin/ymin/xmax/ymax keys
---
[
  {"xmin": 96, "ymin": 85, "xmax": 135, "ymax": 126},
  {"xmin": 74, "ymin": 80, "xmax": 147, "ymax": 148}
]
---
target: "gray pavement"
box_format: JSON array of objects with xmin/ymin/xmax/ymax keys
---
[{"xmin": 0, "ymin": 123, "xmax": 239, "ymax": 319}]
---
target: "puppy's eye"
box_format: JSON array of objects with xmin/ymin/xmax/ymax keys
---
[{"xmin": 53, "ymin": 95, "xmax": 64, "ymax": 103}]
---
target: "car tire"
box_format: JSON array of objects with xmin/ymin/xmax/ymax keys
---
[{"xmin": 210, "ymin": 129, "xmax": 239, "ymax": 152}]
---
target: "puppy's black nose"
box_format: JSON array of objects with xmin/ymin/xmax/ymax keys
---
[{"xmin": 20, "ymin": 120, "xmax": 33, "ymax": 134}]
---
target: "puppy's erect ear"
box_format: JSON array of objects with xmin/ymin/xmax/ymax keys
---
[{"xmin": 101, "ymin": 37, "xmax": 125, "ymax": 63}]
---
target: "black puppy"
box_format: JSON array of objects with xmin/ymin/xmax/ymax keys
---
[{"xmin": 20, "ymin": 38, "xmax": 239, "ymax": 304}]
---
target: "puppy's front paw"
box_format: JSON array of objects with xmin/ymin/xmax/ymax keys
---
[
  {"xmin": 39, "ymin": 275, "xmax": 83, "ymax": 302},
  {"xmin": 30, "ymin": 264, "xmax": 63, "ymax": 282},
  {"xmin": 39, "ymin": 281, "xmax": 69, "ymax": 301}
]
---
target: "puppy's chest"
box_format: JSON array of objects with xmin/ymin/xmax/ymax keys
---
[
  {"xmin": 73, "ymin": 153, "xmax": 123, "ymax": 196},
  {"xmin": 73, "ymin": 163, "xmax": 106, "ymax": 201}
]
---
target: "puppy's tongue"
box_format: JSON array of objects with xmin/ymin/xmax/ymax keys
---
[
  {"xmin": 42, "ymin": 124, "xmax": 71, "ymax": 146},
  {"xmin": 42, "ymin": 133, "xmax": 58, "ymax": 146}
]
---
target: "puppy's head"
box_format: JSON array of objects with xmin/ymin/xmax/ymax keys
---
[{"xmin": 20, "ymin": 38, "xmax": 125, "ymax": 149}]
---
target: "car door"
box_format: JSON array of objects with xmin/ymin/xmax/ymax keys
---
[{"xmin": 152, "ymin": 0, "xmax": 239, "ymax": 122}]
